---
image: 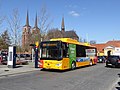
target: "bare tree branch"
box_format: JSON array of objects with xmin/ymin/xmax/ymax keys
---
[
  {"xmin": 6, "ymin": 8, "xmax": 21, "ymax": 46},
  {"xmin": 38, "ymin": 6, "xmax": 53, "ymax": 40}
]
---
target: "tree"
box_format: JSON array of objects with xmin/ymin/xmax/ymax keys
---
[
  {"xmin": 7, "ymin": 8, "xmax": 21, "ymax": 46},
  {"xmin": 0, "ymin": 36, "xmax": 4, "ymax": 49},
  {"xmin": 38, "ymin": 6, "xmax": 53, "ymax": 41},
  {"xmin": 79, "ymin": 37, "xmax": 83, "ymax": 42},
  {"xmin": 0, "ymin": 4, "xmax": 4, "ymax": 28},
  {"xmin": 46, "ymin": 28, "xmax": 63, "ymax": 40},
  {"xmin": 83, "ymin": 39, "xmax": 87, "ymax": 43},
  {"xmin": 0, "ymin": 30, "xmax": 11, "ymax": 49},
  {"xmin": 90, "ymin": 40, "xmax": 96, "ymax": 44},
  {"xmin": 0, "ymin": 17, "xmax": 4, "ymax": 27},
  {"xmin": 31, "ymin": 33, "xmax": 41, "ymax": 46}
]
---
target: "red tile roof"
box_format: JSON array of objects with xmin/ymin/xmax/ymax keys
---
[
  {"xmin": 91, "ymin": 40, "xmax": 120, "ymax": 53},
  {"xmin": 105, "ymin": 40, "xmax": 120, "ymax": 47},
  {"xmin": 92, "ymin": 44, "xmax": 105, "ymax": 53}
]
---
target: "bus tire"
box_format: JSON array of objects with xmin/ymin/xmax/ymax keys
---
[
  {"xmin": 71, "ymin": 61, "xmax": 76, "ymax": 70},
  {"xmin": 90, "ymin": 60, "xmax": 93, "ymax": 66}
]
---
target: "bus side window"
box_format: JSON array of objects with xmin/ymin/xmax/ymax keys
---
[{"xmin": 79, "ymin": 53, "xmax": 82, "ymax": 57}]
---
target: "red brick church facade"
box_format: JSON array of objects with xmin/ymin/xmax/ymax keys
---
[{"xmin": 22, "ymin": 12, "xmax": 40, "ymax": 52}]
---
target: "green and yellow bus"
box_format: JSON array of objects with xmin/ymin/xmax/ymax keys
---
[{"xmin": 38, "ymin": 38, "xmax": 97, "ymax": 70}]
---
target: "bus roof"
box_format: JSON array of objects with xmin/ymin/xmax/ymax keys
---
[{"xmin": 50, "ymin": 38, "xmax": 95, "ymax": 48}]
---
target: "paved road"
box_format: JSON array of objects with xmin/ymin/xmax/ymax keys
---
[{"xmin": 0, "ymin": 63, "xmax": 119, "ymax": 90}]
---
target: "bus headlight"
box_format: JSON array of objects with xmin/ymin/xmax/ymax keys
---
[{"xmin": 56, "ymin": 63, "xmax": 62, "ymax": 66}]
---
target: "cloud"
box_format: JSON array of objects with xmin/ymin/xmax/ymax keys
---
[{"xmin": 69, "ymin": 11, "xmax": 80, "ymax": 17}]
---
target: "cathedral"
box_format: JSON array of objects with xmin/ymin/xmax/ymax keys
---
[{"xmin": 22, "ymin": 12, "xmax": 79, "ymax": 52}]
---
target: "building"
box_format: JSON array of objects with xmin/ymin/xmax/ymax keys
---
[
  {"xmin": 31, "ymin": 14, "xmax": 40, "ymax": 44},
  {"xmin": 22, "ymin": 11, "xmax": 31, "ymax": 51},
  {"xmin": 60, "ymin": 17, "xmax": 79, "ymax": 41},
  {"xmin": 22, "ymin": 12, "xmax": 40, "ymax": 52},
  {"xmin": 92, "ymin": 44, "xmax": 105, "ymax": 56},
  {"xmin": 46, "ymin": 16, "xmax": 79, "ymax": 41},
  {"xmin": 92, "ymin": 40, "xmax": 120, "ymax": 56},
  {"xmin": 22, "ymin": 13, "xmax": 79, "ymax": 52}
]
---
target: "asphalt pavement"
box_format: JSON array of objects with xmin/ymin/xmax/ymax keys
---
[
  {"xmin": 112, "ymin": 73, "xmax": 120, "ymax": 90},
  {"xmin": 0, "ymin": 62, "xmax": 120, "ymax": 90},
  {"xmin": 0, "ymin": 62, "xmax": 40, "ymax": 77}
]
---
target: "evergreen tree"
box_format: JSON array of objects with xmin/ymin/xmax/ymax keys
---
[
  {"xmin": 0, "ymin": 30, "xmax": 11, "ymax": 49},
  {"xmin": 0, "ymin": 36, "xmax": 4, "ymax": 49}
]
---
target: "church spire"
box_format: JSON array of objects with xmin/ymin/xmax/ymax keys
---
[
  {"xmin": 34, "ymin": 13, "xmax": 38, "ymax": 28},
  {"xmin": 25, "ymin": 11, "xmax": 29, "ymax": 27},
  {"xmin": 61, "ymin": 16, "xmax": 65, "ymax": 32},
  {"xmin": 32, "ymin": 13, "xmax": 40, "ymax": 34}
]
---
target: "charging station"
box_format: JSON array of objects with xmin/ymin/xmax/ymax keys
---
[{"xmin": 7, "ymin": 46, "xmax": 16, "ymax": 68}]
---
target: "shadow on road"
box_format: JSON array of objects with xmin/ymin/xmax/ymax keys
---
[
  {"xmin": 118, "ymin": 82, "xmax": 120, "ymax": 85},
  {"xmin": 14, "ymin": 65, "xmax": 23, "ymax": 68},
  {"xmin": 40, "ymin": 65, "xmax": 95, "ymax": 73},
  {"xmin": 116, "ymin": 87, "xmax": 120, "ymax": 90},
  {"xmin": 118, "ymin": 74, "xmax": 120, "ymax": 77},
  {"xmin": 105, "ymin": 65, "xmax": 120, "ymax": 69},
  {"xmin": 115, "ymin": 74, "xmax": 120, "ymax": 90}
]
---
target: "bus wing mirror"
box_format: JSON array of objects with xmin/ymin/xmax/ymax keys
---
[{"xmin": 67, "ymin": 53, "xmax": 69, "ymax": 57}]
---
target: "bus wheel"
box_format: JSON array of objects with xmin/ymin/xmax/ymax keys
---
[
  {"xmin": 90, "ymin": 60, "xmax": 93, "ymax": 66},
  {"xmin": 71, "ymin": 62, "xmax": 76, "ymax": 70}
]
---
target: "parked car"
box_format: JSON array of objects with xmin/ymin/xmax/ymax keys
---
[
  {"xmin": 0, "ymin": 52, "xmax": 8, "ymax": 65},
  {"xmin": 106, "ymin": 55, "xmax": 120, "ymax": 67},
  {"xmin": 16, "ymin": 54, "xmax": 26, "ymax": 58},
  {"xmin": 98, "ymin": 56, "xmax": 106, "ymax": 63},
  {"xmin": 1, "ymin": 52, "xmax": 8, "ymax": 61},
  {"xmin": 16, "ymin": 54, "xmax": 31, "ymax": 60},
  {"xmin": 1, "ymin": 59, "xmax": 9, "ymax": 65},
  {"xmin": 16, "ymin": 60, "xmax": 28, "ymax": 65},
  {"xmin": 25, "ymin": 54, "xmax": 31, "ymax": 60}
]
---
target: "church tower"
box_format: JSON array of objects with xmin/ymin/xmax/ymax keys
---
[
  {"xmin": 32, "ymin": 13, "xmax": 40, "ymax": 34},
  {"xmin": 61, "ymin": 16, "xmax": 65, "ymax": 32},
  {"xmin": 31, "ymin": 13, "xmax": 40, "ymax": 44},
  {"xmin": 22, "ymin": 11, "xmax": 31, "ymax": 50}
]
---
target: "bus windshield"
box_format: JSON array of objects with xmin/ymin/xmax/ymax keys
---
[{"xmin": 40, "ymin": 41, "xmax": 62, "ymax": 60}]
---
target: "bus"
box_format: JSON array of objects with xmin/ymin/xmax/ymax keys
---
[{"xmin": 38, "ymin": 38, "xmax": 97, "ymax": 70}]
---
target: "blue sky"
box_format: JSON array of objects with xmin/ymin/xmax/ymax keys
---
[{"xmin": 0, "ymin": 0, "xmax": 120, "ymax": 43}]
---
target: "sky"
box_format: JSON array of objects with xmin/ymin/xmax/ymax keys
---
[{"xmin": 0, "ymin": 0, "xmax": 120, "ymax": 43}]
